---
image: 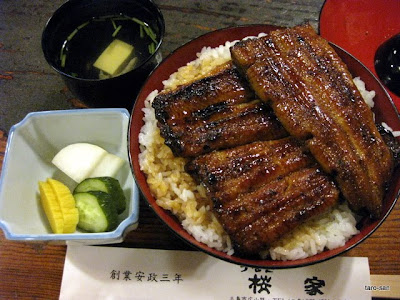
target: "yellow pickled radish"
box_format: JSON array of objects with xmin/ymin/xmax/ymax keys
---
[
  {"xmin": 47, "ymin": 178, "xmax": 79, "ymax": 233},
  {"xmin": 39, "ymin": 181, "xmax": 64, "ymax": 234}
]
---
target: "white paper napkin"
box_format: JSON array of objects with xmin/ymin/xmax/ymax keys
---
[{"xmin": 60, "ymin": 245, "xmax": 371, "ymax": 300}]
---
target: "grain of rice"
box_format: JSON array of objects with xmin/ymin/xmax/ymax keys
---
[{"xmin": 354, "ymin": 76, "xmax": 375, "ymax": 108}]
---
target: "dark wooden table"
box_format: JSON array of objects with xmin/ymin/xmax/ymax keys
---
[{"xmin": 1, "ymin": 1, "xmax": 399, "ymax": 299}]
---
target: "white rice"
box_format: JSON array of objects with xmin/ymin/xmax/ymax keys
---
[
  {"xmin": 382, "ymin": 122, "xmax": 400, "ymax": 137},
  {"xmin": 139, "ymin": 90, "xmax": 234, "ymax": 254},
  {"xmin": 137, "ymin": 34, "xmax": 382, "ymax": 260},
  {"xmin": 162, "ymin": 33, "xmax": 267, "ymax": 90},
  {"xmin": 353, "ymin": 77, "xmax": 400, "ymax": 137},
  {"xmin": 353, "ymin": 76, "xmax": 376, "ymax": 109},
  {"xmin": 267, "ymin": 204, "xmax": 359, "ymax": 260}
]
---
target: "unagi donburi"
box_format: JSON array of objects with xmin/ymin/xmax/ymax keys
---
[{"xmin": 139, "ymin": 23, "xmax": 398, "ymax": 260}]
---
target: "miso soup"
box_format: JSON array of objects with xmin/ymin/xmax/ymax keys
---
[{"xmin": 59, "ymin": 15, "xmax": 159, "ymax": 79}]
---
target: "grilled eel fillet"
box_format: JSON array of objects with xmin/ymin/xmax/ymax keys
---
[
  {"xmin": 152, "ymin": 64, "xmax": 287, "ymax": 158},
  {"xmin": 230, "ymin": 23, "xmax": 394, "ymax": 218},
  {"xmin": 186, "ymin": 137, "xmax": 339, "ymax": 255}
]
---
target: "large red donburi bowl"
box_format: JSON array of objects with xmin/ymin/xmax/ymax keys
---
[{"xmin": 128, "ymin": 25, "xmax": 400, "ymax": 268}]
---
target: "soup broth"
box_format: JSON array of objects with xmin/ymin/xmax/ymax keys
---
[{"xmin": 59, "ymin": 15, "xmax": 159, "ymax": 79}]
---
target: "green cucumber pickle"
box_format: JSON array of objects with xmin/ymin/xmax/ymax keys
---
[
  {"xmin": 74, "ymin": 177, "xmax": 126, "ymax": 214},
  {"xmin": 74, "ymin": 191, "xmax": 118, "ymax": 232}
]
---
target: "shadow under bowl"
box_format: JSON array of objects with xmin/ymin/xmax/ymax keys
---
[{"xmin": 42, "ymin": 0, "xmax": 165, "ymax": 110}]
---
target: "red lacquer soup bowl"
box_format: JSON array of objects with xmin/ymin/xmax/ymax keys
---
[{"xmin": 128, "ymin": 25, "xmax": 400, "ymax": 269}]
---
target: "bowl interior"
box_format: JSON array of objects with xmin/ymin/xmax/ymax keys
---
[
  {"xmin": 41, "ymin": 0, "xmax": 165, "ymax": 109},
  {"xmin": 0, "ymin": 108, "xmax": 139, "ymax": 242},
  {"xmin": 42, "ymin": 0, "xmax": 164, "ymax": 76},
  {"xmin": 129, "ymin": 25, "xmax": 400, "ymax": 268}
]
